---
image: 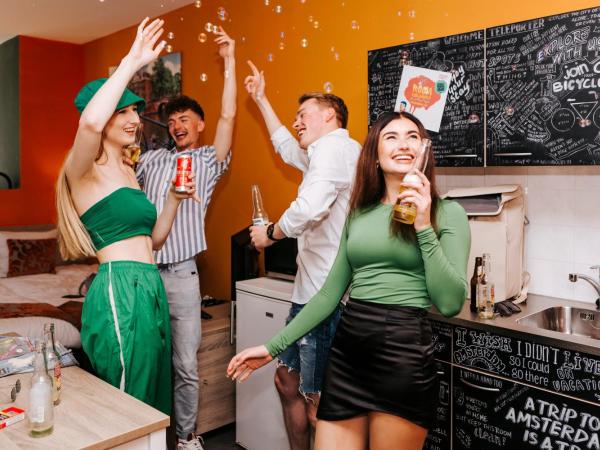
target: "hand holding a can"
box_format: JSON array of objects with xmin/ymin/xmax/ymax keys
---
[{"xmin": 169, "ymin": 171, "xmax": 201, "ymax": 203}]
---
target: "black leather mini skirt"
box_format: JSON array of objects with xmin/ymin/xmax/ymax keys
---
[{"xmin": 317, "ymin": 298, "xmax": 438, "ymax": 429}]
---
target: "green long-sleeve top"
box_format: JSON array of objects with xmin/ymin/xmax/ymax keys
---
[{"xmin": 265, "ymin": 200, "xmax": 471, "ymax": 357}]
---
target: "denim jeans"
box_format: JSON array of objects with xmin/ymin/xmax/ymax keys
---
[
  {"xmin": 159, "ymin": 258, "xmax": 202, "ymax": 439},
  {"xmin": 277, "ymin": 302, "xmax": 343, "ymax": 396}
]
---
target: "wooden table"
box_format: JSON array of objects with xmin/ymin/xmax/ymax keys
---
[{"xmin": 0, "ymin": 366, "xmax": 169, "ymax": 449}]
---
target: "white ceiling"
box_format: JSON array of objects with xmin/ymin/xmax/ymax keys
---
[{"xmin": 0, "ymin": 0, "xmax": 196, "ymax": 45}]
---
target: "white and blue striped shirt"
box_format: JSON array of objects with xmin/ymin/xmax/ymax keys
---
[{"xmin": 136, "ymin": 146, "xmax": 230, "ymax": 264}]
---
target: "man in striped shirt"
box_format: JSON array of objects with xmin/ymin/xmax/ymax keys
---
[{"xmin": 136, "ymin": 28, "xmax": 236, "ymax": 450}]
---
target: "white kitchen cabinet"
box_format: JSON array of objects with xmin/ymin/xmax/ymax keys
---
[{"xmin": 235, "ymin": 277, "xmax": 294, "ymax": 450}]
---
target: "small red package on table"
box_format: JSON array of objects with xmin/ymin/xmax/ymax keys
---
[{"xmin": 0, "ymin": 406, "xmax": 25, "ymax": 429}]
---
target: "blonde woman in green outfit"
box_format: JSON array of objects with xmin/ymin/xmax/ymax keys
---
[{"xmin": 56, "ymin": 18, "xmax": 196, "ymax": 415}]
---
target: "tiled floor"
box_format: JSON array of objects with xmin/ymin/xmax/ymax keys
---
[{"xmin": 202, "ymin": 424, "xmax": 243, "ymax": 450}]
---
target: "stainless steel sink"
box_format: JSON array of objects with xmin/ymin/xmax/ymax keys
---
[{"xmin": 517, "ymin": 306, "xmax": 600, "ymax": 340}]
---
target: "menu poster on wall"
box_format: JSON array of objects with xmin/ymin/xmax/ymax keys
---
[{"xmin": 394, "ymin": 65, "xmax": 452, "ymax": 133}]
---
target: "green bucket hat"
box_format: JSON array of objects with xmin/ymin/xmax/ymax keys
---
[{"xmin": 74, "ymin": 78, "xmax": 146, "ymax": 114}]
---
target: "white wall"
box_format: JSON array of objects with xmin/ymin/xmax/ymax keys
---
[{"xmin": 436, "ymin": 166, "xmax": 600, "ymax": 305}]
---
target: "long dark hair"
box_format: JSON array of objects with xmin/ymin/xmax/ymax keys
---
[{"xmin": 349, "ymin": 111, "xmax": 440, "ymax": 242}]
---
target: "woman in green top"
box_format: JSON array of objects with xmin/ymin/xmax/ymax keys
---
[
  {"xmin": 55, "ymin": 18, "xmax": 197, "ymax": 415},
  {"xmin": 228, "ymin": 111, "xmax": 470, "ymax": 449}
]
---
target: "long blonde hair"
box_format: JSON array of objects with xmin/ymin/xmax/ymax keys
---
[
  {"xmin": 56, "ymin": 143, "xmax": 106, "ymax": 260},
  {"xmin": 56, "ymin": 163, "xmax": 96, "ymax": 260}
]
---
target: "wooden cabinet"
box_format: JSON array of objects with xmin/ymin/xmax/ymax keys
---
[{"xmin": 196, "ymin": 303, "xmax": 236, "ymax": 434}]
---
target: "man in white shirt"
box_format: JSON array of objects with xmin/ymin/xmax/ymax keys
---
[{"xmin": 245, "ymin": 61, "xmax": 361, "ymax": 450}]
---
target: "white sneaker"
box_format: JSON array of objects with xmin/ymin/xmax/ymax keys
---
[{"xmin": 177, "ymin": 433, "xmax": 205, "ymax": 450}]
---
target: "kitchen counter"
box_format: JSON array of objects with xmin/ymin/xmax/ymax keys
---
[{"xmin": 429, "ymin": 293, "xmax": 600, "ymax": 356}]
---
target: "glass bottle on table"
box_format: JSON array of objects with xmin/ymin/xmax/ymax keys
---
[
  {"xmin": 477, "ymin": 253, "xmax": 495, "ymax": 320},
  {"xmin": 28, "ymin": 340, "xmax": 54, "ymax": 437},
  {"xmin": 470, "ymin": 257, "xmax": 483, "ymax": 313},
  {"xmin": 251, "ymin": 184, "xmax": 269, "ymax": 226},
  {"xmin": 392, "ymin": 138, "xmax": 431, "ymax": 224},
  {"xmin": 44, "ymin": 322, "xmax": 62, "ymax": 405}
]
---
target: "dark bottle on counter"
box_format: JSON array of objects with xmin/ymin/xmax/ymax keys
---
[{"xmin": 470, "ymin": 256, "xmax": 483, "ymax": 312}]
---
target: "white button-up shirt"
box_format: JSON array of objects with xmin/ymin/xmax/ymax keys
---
[{"xmin": 271, "ymin": 126, "xmax": 361, "ymax": 304}]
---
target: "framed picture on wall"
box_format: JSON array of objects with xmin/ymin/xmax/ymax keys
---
[{"xmin": 113, "ymin": 52, "xmax": 182, "ymax": 152}]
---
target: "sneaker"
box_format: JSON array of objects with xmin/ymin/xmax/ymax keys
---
[{"xmin": 177, "ymin": 433, "xmax": 205, "ymax": 450}]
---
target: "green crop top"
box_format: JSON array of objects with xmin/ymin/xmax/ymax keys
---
[
  {"xmin": 80, "ymin": 187, "xmax": 157, "ymax": 251},
  {"xmin": 266, "ymin": 200, "xmax": 471, "ymax": 357}
]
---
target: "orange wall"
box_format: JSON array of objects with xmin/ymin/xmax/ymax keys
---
[
  {"xmin": 81, "ymin": 0, "xmax": 598, "ymax": 299},
  {"xmin": 0, "ymin": 37, "xmax": 84, "ymax": 226}
]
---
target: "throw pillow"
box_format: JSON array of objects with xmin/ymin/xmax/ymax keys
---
[
  {"xmin": 6, "ymin": 238, "xmax": 58, "ymax": 277},
  {"xmin": 0, "ymin": 229, "xmax": 57, "ymax": 277}
]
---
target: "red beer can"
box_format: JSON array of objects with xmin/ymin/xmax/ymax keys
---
[{"xmin": 175, "ymin": 154, "xmax": 192, "ymax": 193}]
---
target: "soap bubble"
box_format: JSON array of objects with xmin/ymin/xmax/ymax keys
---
[
  {"xmin": 333, "ymin": 52, "xmax": 340, "ymax": 61},
  {"xmin": 275, "ymin": 4, "xmax": 283, "ymax": 13},
  {"xmin": 351, "ymin": 20, "xmax": 359, "ymax": 30},
  {"xmin": 308, "ymin": 15, "xmax": 313, "ymax": 22},
  {"xmin": 323, "ymin": 81, "xmax": 333, "ymax": 93},
  {"xmin": 300, "ymin": 38, "xmax": 308, "ymax": 48},
  {"xmin": 198, "ymin": 33, "xmax": 208, "ymax": 43},
  {"xmin": 279, "ymin": 42, "xmax": 285, "ymax": 50},
  {"xmin": 241, "ymin": 36, "xmax": 246, "ymax": 43},
  {"xmin": 409, "ymin": 32, "xmax": 415, "ymax": 40},
  {"xmin": 578, "ymin": 118, "xmax": 591, "ymax": 127},
  {"xmin": 280, "ymin": 31, "xmax": 285, "ymax": 39},
  {"xmin": 166, "ymin": 44, "xmax": 173, "ymax": 53},
  {"xmin": 264, "ymin": 0, "xmax": 270, "ymax": 5},
  {"xmin": 300, "ymin": 0, "xmax": 306, "ymax": 3},
  {"xmin": 330, "ymin": 46, "xmax": 335, "ymax": 52},
  {"xmin": 200, "ymin": 73, "xmax": 208, "ymax": 82},
  {"xmin": 397, "ymin": 10, "xmax": 402, "ymax": 16},
  {"xmin": 212, "ymin": 24, "xmax": 219, "ymax": 33},
  {"xmin": 408, "ymin": 9, "xmax": 416, "ymax": 18},
  {"xmin": 468, "ymin": 113, "xmax": 480, "ymax": 124},
  {"xmin": 194, "ymin": 0, "xmax": 201, "ymax": 7},
  {"xmin": 313, "ymin": 21, "xmax": 320, "ymax": 29},
  {"xmin": 400, "ymin": 51, "xmax": 411, "ymax": 66},
  {"xmin": 167, "ymin": 32, "xmax": 175, "ymax": 40},
  {"xmin": 267, "ymin": 53, "xmax": 274, "ymax": 62},
  {"xmin": 217, "ymin": 7, "xmax": 228, "ymax": 21},
  {"xmin": 205, "ymin": 22, "xmax": 213, "ymax": 32},
  {"xmin": 180, "ymin": 17, "xmax": 184, "ymax": 21}
]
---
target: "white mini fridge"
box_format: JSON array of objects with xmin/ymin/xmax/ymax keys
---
[{"xmin": 235, "ymin": 277, "xmax": 294, "ymax": 450}]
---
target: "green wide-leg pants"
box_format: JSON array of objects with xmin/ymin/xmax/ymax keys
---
[{"xmin": 81, "ymin": 261, "xmax": 172, "ymax": 416}]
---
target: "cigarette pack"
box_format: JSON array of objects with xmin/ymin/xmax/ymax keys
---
[{"xmin": 0, "ymin": 406, "xmax": 25, "ymax": 429}]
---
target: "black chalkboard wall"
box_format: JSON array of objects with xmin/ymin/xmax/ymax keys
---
[
  {"xmin": 368, "ymin": 30, "xmax": 485, "ymax": 167},
  {"xmin": 368, "ymin": 6, "xmax": 600, "ymax": 166}
]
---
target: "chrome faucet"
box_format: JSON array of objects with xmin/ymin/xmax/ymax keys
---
[{"xmin": 569, "ymin": 265, "xmax": 600, "ymax": 309}]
